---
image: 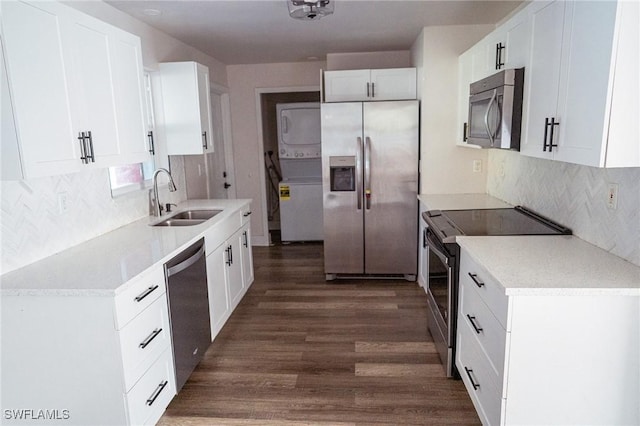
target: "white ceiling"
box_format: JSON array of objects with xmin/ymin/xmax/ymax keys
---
[{"xmin": 105, "ymin": 0, "xmax": 524, "ymax": 65}]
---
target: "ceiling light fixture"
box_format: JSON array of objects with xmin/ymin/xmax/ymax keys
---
[{"xmin": 287, "ymin": 0, "xmax": 334, "ymax": 21}]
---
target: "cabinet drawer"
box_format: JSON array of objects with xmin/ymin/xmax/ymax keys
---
[
  {"xmin": 119, "ymin": 294, "xmax": 172, "ymax": 391},
  {"xmin": 457, "ymin": 319, "xmax": 503, "ymax": 426},
  {"xmin": 459, "ymin": 278, "xmax": 507, "ymax": 386},
  {"xmin": 460, "ymin": 252, "xmax": 508, "ymax": 328},
  {"xmin": 114, "ymin": 267, "xmax": 166, "ymax": 329},
  {"xmin": 125, "ymin": 348, "xmax": 176, "ymax": 426}
]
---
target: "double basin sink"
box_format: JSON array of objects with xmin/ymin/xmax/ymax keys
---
[{"xmin": 151, "ymin": 209, "xmax": 222, "ymax": 227}]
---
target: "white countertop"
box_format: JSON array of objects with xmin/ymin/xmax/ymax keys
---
[
  {"xmin": 418, "ymin": 193, "xmax": 512, "ymax": 211},
  {"xmin": 0, "ymin": 199, "xmax": 251, "ymax": 297},
  {"xmin": 458, "ymin": 235, "xmax": 640, "ymax": 296}
]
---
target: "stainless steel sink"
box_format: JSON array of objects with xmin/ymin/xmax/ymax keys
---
[
  {"xmin": 152, "ymin": 219, "xmax": 207, "ymax": 227},
  {"xmin": 168, "ymin": 209, "xmax": 222, "ymax": 220},
  {"xmin": 151, "ymin": 209, "xmax": 222, "ymax": 227}
]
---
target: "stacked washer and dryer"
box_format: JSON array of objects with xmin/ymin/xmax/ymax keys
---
[{"xmin": 276, "ymin": 102, "xmax": 324, "ymax": 242}]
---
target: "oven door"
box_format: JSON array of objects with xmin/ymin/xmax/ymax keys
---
[{"xmin": 425, "ymin": 228, "xmax": 456, "ymax": 377}]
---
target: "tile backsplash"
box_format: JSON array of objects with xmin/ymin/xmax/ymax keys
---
[
  {"xmin": 1, "ymin": 158, "xmax": 187, "ymax": 274},
  {"xmin": 487, "ymin": 150, "xmax": 640, "ymax": 267}
]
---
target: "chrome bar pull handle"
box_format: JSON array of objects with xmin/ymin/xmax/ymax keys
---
[
  {"xmin": 146, "ymin": 381, "xmax": 168, "ymax": 406},
  {"xmin": 134, "ymin": 285, "xmax": 159, "ymax": 302},
  {"xmin": 364, "ymin": 136, "xmax": 372, "ymax": 210},
  {"xmin": 139, "ymin": 328, "xmax": 163, "ymax": 349},
  {"xmin": 86, "ymin": 131, "xmax": 95, "ymax": 163},
  {"xmin": 468, "ymin": 273, "xmax": 485, "ymax": 288},
  {"xmin": 148, "ymin": 131, "xmax": 155, "ymax": 155},
  {"xmin": 202, "ymin": 131, "xmax": 208, "ymax": 149},
  {"xmin": 356, "ymin": 137, "xmax": 363, "ymax": 210}
]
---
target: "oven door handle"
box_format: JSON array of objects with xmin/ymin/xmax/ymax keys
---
[{"xmin": 425, "ymin": 230, "xmax": 450, "ymax": 266}]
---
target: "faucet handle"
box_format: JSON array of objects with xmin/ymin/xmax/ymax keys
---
[{"xmin": 165, "ymin": 203, "xmax": 177, "ymax": 213}]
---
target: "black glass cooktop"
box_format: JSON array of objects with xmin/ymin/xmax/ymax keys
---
[{"xmin": 424, "ymin": 206, "xmax": 571, "ymax": 242}]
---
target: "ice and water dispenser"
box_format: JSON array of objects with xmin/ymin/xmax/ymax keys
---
[{"xmin": 329, "ymin": 156, "xmax": 356, "ymax": 192}]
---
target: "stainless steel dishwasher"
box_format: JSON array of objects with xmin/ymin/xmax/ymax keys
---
[{"xmin": 164, "ymin": 238, "xmax": 211, "ymax": 392}]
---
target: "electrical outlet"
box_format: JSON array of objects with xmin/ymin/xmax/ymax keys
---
[
  {"xmin": 57, "ymin": 192, "xmax": 69, "ymax": 214},
  {"xmin": 473, "ymin": 159, "xmax": 482, "ymax": 173},
  {"xmin": 607, "ymin": 183, "xmax": 619, "ymax": 210}
]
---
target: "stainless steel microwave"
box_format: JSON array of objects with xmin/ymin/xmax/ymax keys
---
[{"xmin": 467, "ymin": 68, "xmax": 524, "ymax": 150}]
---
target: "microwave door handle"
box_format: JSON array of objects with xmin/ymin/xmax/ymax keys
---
[{"xmin": 484, "ymin": 89, "xmax": 497, "ymax": 147}]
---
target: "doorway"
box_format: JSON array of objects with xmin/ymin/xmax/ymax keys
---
[{"xmin": 260, "ymin": 91, "xmax": 320, "ymax": 242}]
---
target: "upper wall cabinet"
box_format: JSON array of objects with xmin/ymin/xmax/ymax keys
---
[
  {"xmin": 159, "ymin": 62, "xmax": 214, "ymax": 156},
  {"xmin": 323, "ymin": 68, "xmax": 417, "ymax": 102},
  {"xmin": 1, "ymin": 0, "xmax": 149, "ymax": 180},
  {"xmin": 457, "ymin": 9, "xmax": 530, "ymax": 146},
  {"xmin": 458, "ymin": 0, "xmax": 639, "ymax": 168},
  {"xmin": 521, "ymin": 0, "xmax": 639, "ymax": 167}
]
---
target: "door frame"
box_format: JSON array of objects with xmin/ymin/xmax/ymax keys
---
[
  {"xmin": 210, "ymin": 82, "xmax": 236, "ymax": 199},
  {"xmin": 254, "ymin": 85, "xmax": 320, "ymax": 246}
]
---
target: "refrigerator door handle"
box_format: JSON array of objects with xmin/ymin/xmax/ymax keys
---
[
  {"xmin": 356, "ymin": 136, "xmax": 363, "ymax": 210},
  {"xmin": 364, "ymin": 136, "xmax": 372, "ymax": 210}
]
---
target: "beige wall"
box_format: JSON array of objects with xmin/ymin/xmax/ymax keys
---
[
  {"xmin": 411, "ymin": 25, "xmax": 493, "ymax": 194},
  {"xmin": 226, "ymin": 61, "xmax": 325, "ymax": 245},
  {"xmin": 326, "ymin": 51, "xmax": 412, "ymax": 70}
]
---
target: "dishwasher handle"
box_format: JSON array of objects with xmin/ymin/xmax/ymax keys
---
[{"xmin": 166, "ymin": 242, "xmax": 206, "ymax": 277}]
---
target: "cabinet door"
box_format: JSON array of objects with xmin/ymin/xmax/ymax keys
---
[
  {"xmin": 240, "ymin": 223, "xmax": 254, "ymax": 288},
  {"xmin": 370, "ymin": 68, "xmax": 416, "ymax": 101},
  {"xmin": 1, "ymin": 0, "xmax": 82, "ymax": 178},
  {"xmin": 520, "ymin": 0, "xmax": 565, "ymax": 160},
  {"xmin": 457, "ymin": 49, "xmax": 473, "ymax": 145},
  {"xmin": 161, "ymin": 62, "xmax": 211, "ymax": 155},
  {"xmin": 483, "ymin": 28, "xmax": 507, "ymax": 75},
  {"xmin": 196, "ymin": 64, "xmax": 214, "ymax": 153},
  {"xmin": 109, "ymin": 31, "xmax": 149, "ymax": 165},
  {"xmin": 554, "ymin": 1, "xmax": 618, "ymax": 167},
  {"xmin": 470, "ymin": 42, "xmax": 488, "ymax": 82},
  {"xmin": 503, "ymin": 12, "xmax": 530, "ymax": 69},
  {"xmin": 323, "ymin": 69, "xmax": 370, "ymax": 102},
  {"xmin": 69, "ymin": 17, "xmax": 120, "ymax": 167},
  {"xmin": 206, "ymin": 243, "xmax": 230, "ymax": 340},
  {"xmin": 227, "ymin": 229, "xmax": 245, "ymax": 310}
]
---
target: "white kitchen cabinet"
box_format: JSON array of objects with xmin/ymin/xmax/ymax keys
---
[
  {"xmin": 0, "ymin": 0, "xmax": 149, "ymax": 180},
  {"xmin": 159, "ymin": 62, "xmax": 214, "ymax": 155},
  {"xmin": 0, "ymin": 266, "xmax": 176, "ymax": 426},
  {"xmin": 456, "ymin": 248, "xmax": 639, "ymax": 425},
  {"xmin": 457, "ymin": 8, "xmax": 529, "ymax": 147},
  {"xmin": 323, "ymin": 68, "xmax": 416, "ymax": 102},
  {"xmin": 521, "ymin": 0, "xmax": 639, "ymax": 167},
  {"xmin": 205, "ymin": 205, "xmax": 253, "ymax": 340}
]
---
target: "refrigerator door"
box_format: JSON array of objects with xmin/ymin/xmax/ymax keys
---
[
  {"xmin": 322, "ymin": 103, "xmax": 364, "ymax": 274},
  {"xmin": 363, "ymin": 101, "xmax": 419, "ymax": 275}
]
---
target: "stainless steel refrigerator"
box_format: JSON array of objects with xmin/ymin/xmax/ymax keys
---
[{"xmin": 321, "ymin": 100, "xmax": 419, "ymax": 280}]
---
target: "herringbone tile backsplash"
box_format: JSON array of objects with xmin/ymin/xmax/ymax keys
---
[
  {"xmin": 1, "ymin": 158, "xmax": 187, "ymax": 274},
  {"xmin": 488, "ymin": 150, "xmax": 640, "ymax": 267}
]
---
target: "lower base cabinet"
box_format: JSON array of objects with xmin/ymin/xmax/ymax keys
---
[
  {"xmin": 456, "ymin": 249, "xmax": 639, "ymax": 425},
  {"xmin": 0, "ymin": 267, "xmax": 176, "ymax": 426},
  {"xmin": 206, "ymin": 207, "xmax": 253, "ymax": 340}
]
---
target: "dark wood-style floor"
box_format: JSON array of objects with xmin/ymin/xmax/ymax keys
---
[{"xmin": 158, "ymin": 241, "xmax": 480, "ymax": 426}]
